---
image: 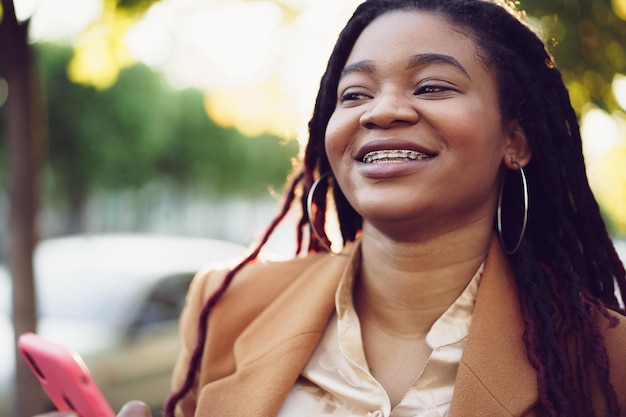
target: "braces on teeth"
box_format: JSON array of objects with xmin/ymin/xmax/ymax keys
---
[{"xmin": 362, "ymin": 149, "xmax": 431, "ymax": 163}]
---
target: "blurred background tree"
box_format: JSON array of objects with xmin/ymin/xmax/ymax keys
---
[
  {"xmin": 37, "ymin": 43, "xmax": 297, "ymax": 233},
  {"xmin": 1, "ymin": 0, "xmax": 51, "ymax": 414},
  {"xmin": 522, "ymin": 0, "xmax": 626, "ymax": 111}
]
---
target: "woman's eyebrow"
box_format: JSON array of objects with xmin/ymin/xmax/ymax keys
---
[
  {"xmin": 340, "ymin": 53, "xmax": 470, "ymax": 80},
  {"xmin": 341, "ymin": 60, "xmax": 376, "ymax": 78},
  {"xmin": 406, "ymin": 53, "xmax": 470, "ymax": 78}
]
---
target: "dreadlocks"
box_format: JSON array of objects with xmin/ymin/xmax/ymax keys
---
[{"xmin": 164, "ymin": 1, "xmax": 626, "ymax": 416}]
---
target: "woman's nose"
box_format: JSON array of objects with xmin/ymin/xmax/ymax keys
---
[{"xmin": 359, "ymin": 93, "xmax": 419, "ymax": 129}]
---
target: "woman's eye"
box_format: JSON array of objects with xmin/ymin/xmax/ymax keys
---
[
  {"xmin": 415, "ymin": 84, "xmax": 453, "ymax": 95},
  {"xmin": 340, "ymin": 92, "xmax": 370, "ymax": 102}
]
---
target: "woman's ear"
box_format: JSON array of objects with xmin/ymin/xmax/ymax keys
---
[{"xmin": 503, "ymin": 120, "xmax": 532, "ymax": 168}]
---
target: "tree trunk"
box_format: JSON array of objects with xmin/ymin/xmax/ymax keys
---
[{"xmin": 0, "ymin": 0, "xmax": 45, "ymax": 415}]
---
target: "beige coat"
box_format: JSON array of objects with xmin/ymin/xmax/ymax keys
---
[{"xmin": 171, "ymin": 238, "xmax": 626, "ymax": 416}]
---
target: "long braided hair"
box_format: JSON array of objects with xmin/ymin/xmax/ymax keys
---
[{"xmin": 164, "ymin": 1, "xmax": 626, "ymax": 416}]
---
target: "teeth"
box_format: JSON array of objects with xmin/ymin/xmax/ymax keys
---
[{"xmin": 362, "ymin": 149, "xmax": 431, "ymax": 163}]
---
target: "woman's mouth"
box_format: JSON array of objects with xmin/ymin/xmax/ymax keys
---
[{"xmin": 362, "ymin": 149, "xmax": 433, "ymax": 163}]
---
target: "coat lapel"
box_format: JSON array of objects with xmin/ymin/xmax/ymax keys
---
[
  {"xmin": 449, "ymin": 237, "xmax": 539, "ymax": 416},
  {"xmin": 194, "ymin": 238, "xmax": 540, "ymax": 417},
  {"xmin": 195, "ymin": 244, "xmax": 358, "ymax": 417}
]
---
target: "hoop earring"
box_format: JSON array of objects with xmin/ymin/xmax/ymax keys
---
[
  {"xmin": 306, "ymin": 172, "xmax": 344, "ymax": 256},
  {"xmin": 497, "ymin": 160, "xmax": 529, "ymax": 255}
]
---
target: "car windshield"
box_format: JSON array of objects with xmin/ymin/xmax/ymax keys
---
[
  {"xmin": 37, "ymin": 270, "xmax": 147, "ymax": 326},
  {"xmin": 1, "ymin": 268, "xmax": 146, "ymax": 328}
]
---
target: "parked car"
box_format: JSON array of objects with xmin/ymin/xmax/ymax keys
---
[{"xmin": 0, "ymin": 234, "xmax": 248, "ymax": 415}]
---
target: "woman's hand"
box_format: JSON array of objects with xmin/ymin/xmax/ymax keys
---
[
  {"xmin": 34, "ymin": 401, "xmax": 152, "ymax": 417},
  {"xmin": 116, "ymin": 401, "xmax": 152, "ymax": 417}
]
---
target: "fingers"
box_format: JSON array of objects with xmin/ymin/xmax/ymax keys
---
[{"xmin": 118, "ymin": 401, "xmax": 152, "ymax": 417}]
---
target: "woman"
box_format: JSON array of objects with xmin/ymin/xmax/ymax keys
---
[
  {"xmin": 59, "ymin": 0, "xmax": 626, "ymax": 416},
  {"xmin": 161, "ymin": 0, "xmax": 626, "ymax": 415}
]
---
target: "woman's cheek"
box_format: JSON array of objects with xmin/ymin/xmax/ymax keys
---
[
  {"xmin": 326, "ymin": 108, "xmax": 361, "ymax": 153},
  {"xmin": 324, "ymin": 114, "xmax": 347, "ymax": 166}
]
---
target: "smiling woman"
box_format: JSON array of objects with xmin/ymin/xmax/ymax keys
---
[
  {"xmin": 157, "ymin": 1, "xmax": 625, "ymax": 416},
  {"xmin": 38, "ymin": 1, "xmax": 626, "ymax": 417}
]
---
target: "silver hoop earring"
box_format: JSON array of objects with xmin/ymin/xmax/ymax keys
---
[
  {"xmin": 306, "ymin": 172, "xmax": 344, "ymax": 256},
  {"xmin": 497, "ymin": 161, "xmax": 529, "ymax": 255}
]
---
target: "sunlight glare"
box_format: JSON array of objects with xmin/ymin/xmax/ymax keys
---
[
  {"xmin": 125, "ymin": 3, "xmax": 174, "ymax": 67},
  {"xmin": 127, "ymin": 0, "xmax": 364, "ymax": 138},
  {"xmin": 128, "ymin": 0, "xmax": 282, "ymax": 90},
  {"xmin": 582, "ymin": 107, "xmax": 618, "ymax": 160},
  {"xmin": 614, "ymin": 73, "xmax": 626, "ymax": 111},
  {"xmin": 13, "ymin": 0, "xmax": 38, "ymax": 22},
  {"xmin": 581, "ymin": 107, "xmax": 626, "ymax": 233},
  {"xmin": 27, "ymin": 0, "xmax": 102, "ymax": 43},
  {"xmin": 178, "ymin": 1, "xmax": 282, "ymax": 88}
]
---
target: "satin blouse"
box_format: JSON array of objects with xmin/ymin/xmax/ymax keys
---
[{"xmin": 276, "ymin": 253, "xmax": 484, "ymax": 417}]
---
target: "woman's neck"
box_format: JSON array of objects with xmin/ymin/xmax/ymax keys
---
[{"xmin": 355, "ymin": 221, "xmax": 493, "ymax": 337}]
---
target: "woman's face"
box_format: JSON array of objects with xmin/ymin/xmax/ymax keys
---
[{"xmin": 325, "ymin": 10, "xmax": 518, "ymax": 236}]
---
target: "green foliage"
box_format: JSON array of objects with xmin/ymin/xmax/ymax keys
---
[
  {"xmin": 34, "ymin": 43, "xmax": 298, "ymax": 211},
  {"xmin": 519, "ymin": 0, "xmax": 626, "ymax": 113},
  {"xmin": 114, "ymin": 0, "xmax": 159, "ymax": 13}
]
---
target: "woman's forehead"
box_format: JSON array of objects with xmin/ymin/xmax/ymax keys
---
[{"xmin": 344, "ymin": 10, "xmax": 483, "ymax": 72}]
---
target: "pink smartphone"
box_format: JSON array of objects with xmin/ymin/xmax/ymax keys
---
[{"xmin": 17, "ymin": 332, "xmax": 116, "ymax": 417}]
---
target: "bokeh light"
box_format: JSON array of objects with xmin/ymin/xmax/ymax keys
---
[
  {"xmin": 68, "ymin": 3, "xmax": 135, "ymax": 89},
  {"xmin": 612, "ymin": 0, "xmax": 626, "ymax": 21},
  {"xmin": 614, "ymin": 73, "xmax": 626, "ymax": 111},
  {"xmin": 582, "ymin": 106, "xmax": 626, "ymax": 234},
  {"xmin": 19, "ymin": 0, "xmax": 364, "ymax": 138},
  {"xmin": 123, "ymin": 0, "xmax": 365, "ymax": 138}
]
